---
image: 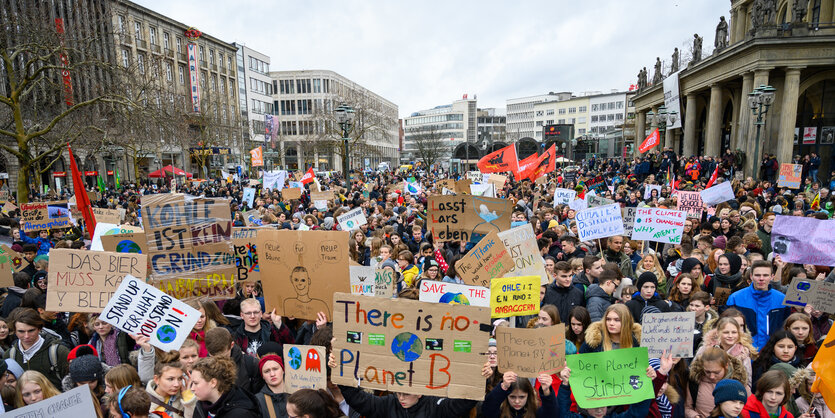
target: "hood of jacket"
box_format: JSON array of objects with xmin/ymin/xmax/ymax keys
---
[
  {"xmin": 201, "ymin": 385, "xmax": 260, "ymax": 416},
  {"xmin": 573, "ymin": 272, "xmax": 591, "ymax": 287},
  {"xmin": 689, "ymin": 349, "xmax": 748, "ymax": 387},
  {"xmin": 585, "ymin": 284, "xmax": 612, "ymax": 301},
  {"xmin": 584, "ymin": 321, "xmax": 642, "ymax": 350}
]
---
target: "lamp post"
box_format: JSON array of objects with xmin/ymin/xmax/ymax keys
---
[
  {"xmin": 335, "ymin": 103, "xmax": 355, "ymax": 185},
  {"xmin": 646, "ymin": 105, "xmax": 677, "ymax": 154},
  {"xmin": 747, "ymin": 84, "xmax": 776, "ymax": 179}
]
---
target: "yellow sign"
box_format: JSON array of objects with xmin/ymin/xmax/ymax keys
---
[{"xmin": 489, "ymin": 275, "xmax": 539, "ymax": 317}]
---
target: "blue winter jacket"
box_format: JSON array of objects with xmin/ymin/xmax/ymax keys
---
[
  {"xmin": 20, "ymin": 234, "xmax": 52, "ymax": 256},
  {"xmin": 726, "ymin": 284, "xmax": 791, "ymax": 350}
]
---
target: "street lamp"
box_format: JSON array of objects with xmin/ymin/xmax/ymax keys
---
[
  {"xmin": 646, "ymin": 106, "xmax": 678, "ymax": 151},
  {"xmin": 334, "ymin": 103, "xmax": 355, "ymax": 184},
  {"xmin": 748, "ymin": 84, "xmax": 776, "ymax": 179}
]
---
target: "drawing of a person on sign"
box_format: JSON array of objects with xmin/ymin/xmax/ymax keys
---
[
  {"xmin": 469, "ymin": 197, "xmax": 502, "ymax": 243},
  {"xmin": 284, "ymin": 266, "xmax": 329, "ymax": 320}
]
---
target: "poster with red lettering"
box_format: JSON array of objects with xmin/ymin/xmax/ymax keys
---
[{"xmin": 632, "ymin": 208, "xmax": 686, "ymax": 244}]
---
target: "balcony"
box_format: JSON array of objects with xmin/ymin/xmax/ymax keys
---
[
  {"xmin": 165, "ymin": 49, "xmax": 174, "ymax": 58},
  {"xmin": 179, "ymin": 52, "xmax": 188, "ymax": 62},
  {"xmin": 211, "ymin": 64, "xmax": 218, "ymax": 72},
  {"xmin": 151, "ymin": 44, "xmax": 161, "ymax": 54},
  {"xmin": 199, "ymin": 60, "xmax": 207, "ymax": 68},
  {"xmin": 135, "ymin": 39, "xmax": 147, "ymax": 49}
]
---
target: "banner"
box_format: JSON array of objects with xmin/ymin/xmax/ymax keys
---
[
  {"xmin": 783, "ymin": 277, "xmax": 835, "ymax": 313},
  {"xmin": 250, "ymin": 147, "xmax": 264, "ymax": 167},
  {"xmin": 456, "ymin": 231, "xmax": 514, "ymax": 287},
  {"xmin": 350, "ymin": 265, "xmax": 376, "ymax": 296},
  {"xmin": 0, "ymin": 246, "xmax": 15, "ymax": 287},
  {"xmin": 553, "ymin": 188, "xmax": 576, "ymax": 206},
  {"xmin": 428, "ymin": 195, "xmax": 511, "ymax": 243},
  {"xmin": 772, "ymin": 215, "xmax": 835, "ymax": 266},
  {"xmin": 632, "ymin": 208, "xmax": 686, "ymax": 244},
  {"xmin": 662, "ymin": 70, "xmax": 683, "ymax": 129},
  {"xmin": 576, "ymin": 203, "xmax": 625, "ymax": 241},
  {"xmin": 777, "ymin": 164, "xmax": 802, "ymax": 189},
  {"xmin": 20, "ymin": 201, "xmax": 71, "ymax": 233},
  {"xmin": 496, "ymin": 325, "xmax": 565, "ymax": 378},
  {"xmin": 91, "ymin": 207, "xmax": 121, "ymax": 225},
  {"xmin": 10, "ymin": 384, "xmax": 97, "ymax": 417},
  {"xmin": 284, "ymin": 344, "xmax": 327, "ymax": 393},
  {"xmin": 489, "ymin": 275, "xmax": 539, "ymax": 317},
  {"xmin": 638, "ymin": 128, "xmax": 660, "ymax": 154},
  {"xmin": 700, "ymin": 181, "xmax": 734, "ymax": 206},
  {"xmin": 640, "ymin": 312, "xmax": 695, "ymax": 358},
  {"xmin": 477, "ymin": 143, "xmax": 519, "ymax": 174},
  {"xmin": 332, "ymin": 293, "xmax": 490, "ymax": 400},
  {"xmin": 263, "ymin": 170, "xmax": 287, "ymax": 190},
  {"xmin": 418, "ymin": 281, "xmax": 490, "ymax": 307},
  {"xmin": 566, "ymin": 347, "xmax": 655, "ymax": 408},
  {"xmin": 676, "ymin": 191, "xmax": 704, "ymax": 219},
  {"xmin": 232, "ymin": 227, "xmax": 260, "ymax": 283},
  {"xmin": 498, "ymin": 224, "xmax": 549, "ymax": 285},
  {"xmin": 588, "ymin": 194, "xmax": 614, "ymax": 208},
  {"xmin": 257, "ymin": 230, "xmax": 350, "ymax": 320},
  {"xmin": 337, "ymin": 207, "xmax": 368, "ymax": 230}
]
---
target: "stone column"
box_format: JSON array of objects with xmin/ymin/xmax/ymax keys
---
[
  {"xmin": 650, "ymin": 106, "xmax": 659, "ymax": 131},
  {"xmin": 777, "ymin": 68, "xmax": 803, "ymax": 168},
  {"xmin": 683, "ymin": 94, "xmax": 698, "ymax": 157},
  {"xmin": 280, "ymin": 140, "xmax": 286, "ymax": 169},
  {"xmin": 634, "ymin": 111, "xmax": 646, "ymax": 156},
  {"xmin": 296, "ymin": 144, "xmax": 303, "ymax": 170},
  {"xmin": 665, "ymin": 126, "xmax": 675, "ymax": 149},
  {"xmin": 821, "ymin": 0, "xmax": 834, "ymax": 24},
  {"xmin": 736, "ymin": 72, "xmax": 754, "ymax": 153},
  {"xmin": 705, "ymin": 84, "xmax": 724, "ymax": 158},
  {"xmin": 746, "ymin": 69, "xmax": 771, "ymax": 176}
]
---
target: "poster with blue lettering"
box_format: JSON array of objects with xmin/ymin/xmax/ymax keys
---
[
  {"xmin": 772, "ymin": 215, "xmax": 835, "ymax": 267},
  {"xmin": 242, "ymin": 187, "xmax": 256, "ymax": 208},
  {"xmin": 576, "ymin": 203, "xmax": 624, "ymax": 241},
  {"xmin": 100, "ymin": 274, "xmax": 201, "ymax": 351}
]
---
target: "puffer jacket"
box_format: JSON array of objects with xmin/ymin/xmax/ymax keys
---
[
  {"xmin": 584, "ymin": 284, "xmax": 613, "ymax": 323},
  {"xmin": 684, "ymin": 351, "xmax": 749, "ymax": 418},
  {"xmin": 741, "ymin": 393, "xmax": 792, "ymax": 418},
  {"xmin": 579, "ymin": 321, "xmax": 641, "ymax": 354},
  {"xmin": 193, "ymin": 385, "xmax": 261, "ymax": 418},
  {"xmin": 694, "ymin": 316, "xmax": 757, "ymax": 392},
  {"xmin": 145, "ymin": 379, "xmax": 197, "ymax": 418},
  {"xmin": 339, "ymin": 384, "xmax": 477, "ymax": 418}
]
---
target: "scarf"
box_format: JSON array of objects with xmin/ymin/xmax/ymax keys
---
[
  {"xmin": 101, "ymin": 330, "xmax": 121, "ymax": 366},
  {"xmin": 20, "ymin": 336, "xmax": 44, "ymax": 363},
  {"xmin": 713, "ymin": 271, "xmax": 742, "ymax": 288}
]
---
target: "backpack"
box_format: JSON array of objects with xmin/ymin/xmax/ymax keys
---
[{"xmin": 8, "ymin": 341, "xmax": 60, "ymax": 383}]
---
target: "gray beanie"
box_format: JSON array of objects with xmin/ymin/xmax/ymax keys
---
[{"xmin": 69, "ymin": 354, "xmax": 103, "ymax": 383}]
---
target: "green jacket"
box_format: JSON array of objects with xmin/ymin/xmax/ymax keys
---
[
  {"xmin": 756, "ymin": 227, "xmax": 772, "ymax": 256},
  {"xmin": 4, "ymin": 335, "xmax": 69, "ymax": 389}
]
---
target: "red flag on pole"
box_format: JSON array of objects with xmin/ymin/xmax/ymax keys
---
[
  {"xmin": 300, "ymin": 167, "xmax": 315, "ymax": 185},
  {"xmin": 68, "ymin": 145, "xmax": 96, "ymax": 234},
  {"xmin": 477, "ymin": 143, "xmax": 519, "ymax": 174},
  {"xmin": 705, "ymin": 165, "xmax": 720, "ymax": 188},
  {"xmin": 638, "ymin": 128, "xmax": 661, "ymax": 154},
  {"xmin": 515, "ymin": 152, "xmax": 539, "ymax": 178},
  {"xmin": 522, "ymin": 144, "xmax": 557, "ymax": 181}
]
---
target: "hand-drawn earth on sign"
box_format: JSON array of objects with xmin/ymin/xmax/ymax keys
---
[{"xmin": 392, "ymin": 332, "xmax": 423, "ymax": 362}]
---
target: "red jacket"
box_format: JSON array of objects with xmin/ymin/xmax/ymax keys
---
[{"xmin": 742, "ymin": 394, "xmax": 793, "ymax": 418}]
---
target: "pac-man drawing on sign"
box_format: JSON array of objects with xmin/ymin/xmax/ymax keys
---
[{"xmin": 305, "ymin": 349, "xmax": 321, "ymax": 372}]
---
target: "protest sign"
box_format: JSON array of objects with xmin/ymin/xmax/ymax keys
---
[
  {"xmin": 621, "ymin": 207, "xmax": 636, "ymax": 236},
  {"xmin": 777, "ymin": 164, "xmax": 803, "ymax": 189},
  {"xmin": 489, "ymin": 275, "xmax": 539, "ymax": 317},
  {"xmin": 772, "ymin": 215, "xmax": 835, "ymax": 266},
  {"xmin": 467, "ymin": 171, "xmax": 482, "ymax": 181},
  {"xmin": 676, "ymin": 191, "xmax": 704, "ymax": 219},
  {"xmin": 488, "ymin": 173, "xmax": 508, "ymax": 189},
  {"xmin": 232, "ymin": 227, "xmax": 260, "ymax": 283},
  {"xmin": 496, "ymin": 325, "xmax": 565, "ymax": 378},
  {"xmin": 553, "ymin": 188, "xmax": 577, "ymax": 206},
  {"xmin": 257, "ymin": 229, "xmax": 350, "ymax": 320},
  {"xmin": 632, "ymin": 208, "xmax": 686, "ymax": 244},
  {"xmin": 283, "ymin": 187, "xmax": 303, "ymax": 200},
  {"xmin": 46, "ymin": 249, "xmax": 147, "ymax": 313},
  {"xmin": 0, "ymin": 246, "xmax": 14, "ymax": 287},
  {"xmin": 284, "ymin": 344, "xmax": 328, "ymax": 393},
  {"xmin": 640, "ymin": 312, "xmax": 695, "ymax": 358},
  {"xmin": 438, "ymin": 179, "xmax": 456, "ymax": 191},
  {"xmin": 375, "ymin": 269, "xmax": 395, "ymax": 298},
  {"xmin": 20, "ymin": 201, "xmax": 71, "ymax": 232},
  {"xmin": 576, "ymin": 203, "xmax": 624, "ymax": 241},
  {"xmin": 470, "ymin": 182, "xmax": 496, "ymax": 197},
  {"xmin": 244, "ymin": 209, "xmax": 263, "ymax": 226},
  {"xmin": 90, "ymin": 222, "xmax": 120, "ymax": 251},
  {"xmin": 332, "ymin": 293, "xmax": 490, "ymax": 400},
  {"xmin": 569, "ymin": 197, "xmax": 588, "ymax": 212},
  {"xmin": 428, "ymin": 195, "xmax": 510, "ymax": 243},
  {"xmin": 141, "ymin": 194, "xmax": 236, "ymax": 300},
  {"xmin": 700, "ymin": 181, "xmax": 735, "ymax": 206},
  {"xmin": 714, "ymin": 287, "xmax": 732, "ymax": 307},
  {"xmin": 0, "ymin": 244, "xmax": 29, "ymax": 274},
  {"xmin": 100, "ymin": 232, "xmax": 148, "ymax": 254},
  {"xmin": 350, "ymin": 265, "xmax": 376, "ymax": 296},
  {"xmin": 92, "ymin": 207, "xmax": 121, "ymax": 225},
  {"xmin": 453, "ymin": 179, "xmax": 472, "ymax": 195},
  {"xmin": 337, "ymin": 207, "xmax": 368, "ymax": 230},
  {"xmin": 567, "ymin": 347, "xmax": 655, "ymax": 408},
  {"xmin": 263, "ymin": 170, "xmax": 287, "ymax": 190},
  {"xmin": 242, "ymin": 187, "xmax": 256, "ymax": 207},
  {"xmin": 419, "ymin": 281, "xmax": 490, "ymax": 307},
  {"xmin": 783, "ymin": 277, "xmax": 835, "ymax": 313},
  {"xmin": 311, "ymin": 190, "xmax": 333, "ymax": 202},
  {"xmin": 456, "ymin": 231, "xmax": 514, "ymax": 287},
  {"xmin": 101, "ymin": 274, "xmax": 200, "ymax": 351},
  {"xmin": 586, "ymin": 176, "xmax": 606, "ymax": 193},
  {"xmin": 588, "ymin": 194, "xmax": 614, "ymax": 208},
  {"xmin": 498, "ymin": 224, "xmax": 549, "ymax": 285},
  {"xmin": 10, "ymin": 384, "xmax": 98, "ymax": 417},
  {"xmin": 644, "ymin": 184, "xmax": 662, "ymax": 200}
]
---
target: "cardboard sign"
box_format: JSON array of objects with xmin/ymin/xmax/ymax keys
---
[
  {"xmin": 700, "ymin": 181, "xmax": 734, "ymax": 206},
  {"xmin": 553, "ymin": 188, "xmax": 576, "ymax": 206},
  {"xmin": 777, "ymin": 164, "xmax": 803, "ymax": 189},
  {"xmin": 783, "ymin": 277, "xmax": 835, "ymax": 313},
  {"xmin": 141, "ymin": 194, "xmax": 236, "ymax": 300},
  {"xmin": 640, "ymin": 312, "xmax": 695, "ymax": 358},
  {"xmin": 588, "ymin": 194, "xmax": 614, "ymax": 208},
  {"xmin": 242, "ymin": 187, "xmax": 256, "ymax": 208},
  {"xmin": 101, "ymin": 274, "xmax": 200, "ymax": 351},
  {"xmin": 0, "ymin": 244, "xmax": 29, "ymax": 274},
  {"xmin": 438, "ymin": 179, "xmax": 456, "ymax": 191},
  {"xmin": 332, "ymin": 293, "xmax": 490, "ymax": 400},
  {"xmin": 576, "ymin": 203, "xmax": 624, "ymax": 241},
  {"xmin": 488, "ymin": 174, "xmax": 508, "ymax": 189},
  {"xmin": 350, "ymin": 265, "xmax": 376, "ymax": 296},
  {"xmin": 10, "ymin": 384, "xmax": 97, "ymax": 417},
  {"xmin": 337, "ymin": 207, "xmax": 368, "ymax": 230},
  {"xmin": 621, "ymin": 207, "xmax": 636, "ymax": 237},
  {"xmin": 490, "ymin": 275, "xmax": 539, "ymax": 317},
  {"xmin": 644, "ymin": 184, "xmax": 662, "ymax": 200},
  {"xmin": 714, "ymin": 287, "xmax": 732, "ymax": 307},
  {"xmin": 257, "ymin": 229, "xmax": 350, "ymax": 320},
  {"xmin": 676, "ymin": 191, "xmax": 704, "ymax": 219},
  {"xmin": 310, "ymin": 191, "xmax": 333, "ymax": 202},
  {"xmin": 283, "ymin": 187, "xmax": 303, "ymax": 200},
  {"xmin": 100, "ymin": 232, "xmax": 148, "ymax": 254},
  {"xmin": 419, "ymin": 281, "xmax": 490, "ymax": 307},
  {"xmin": 466, "ymin": 171, "xmax": 482, "ymax": 181},
  {"xmin": 428, "ymin": 195, "xmax": 510, "ymax": 243},
  {"xmin": 498, "ymin": 224, "xmax": 549, "ymax": 285},
  {"xmin": 284, "ymin": 344, "xmax": 328, "ymax": 393},
  {"xmin": 632, "ymin": 208, "xmax": 685, "ymax": 244},
  {"xmin": 46, "ymin": 249, "xmax": 147, "ymax": 313},
  {"xmin": 454, "ymin": 179, "xmax": 472, "ymax": 195},
  {"xmin": 20, "ymin": 201, "xmax": 71, "ymax": 232},
  {"xmin": 567, "ymin": 347, "xmax": 655, "ymax": 408},
  {"xmin": 244, "ymin": 209, "xmax": 263, "ymax": 226},
  {"xmin": 0, "ymin": 246, "xmax": 15, "ymax": 287},
  {"xmin": 496, "ymin": 325, "xmax": 566, "ymax": 378},
  {"xmin": 772, "ymin": 215, "xmax": 835, "ymax": 267},
  {"xmin": 374, "ymin": 269, "xmax": 395, "ymax": 298},
  {"xmin": 92, "ymin": 207, "xmax": 121, "ymax": 224},
  {"xmin": 232, "ymin": 227, "xmax": 260, "ymax": 283},
  {"xmin": 456, "ymin": 231, "xmax": 514, "ymax": 287},
  {"xmin": 585, "ymin": 176, "xmax": 606, "ymax": 194}
]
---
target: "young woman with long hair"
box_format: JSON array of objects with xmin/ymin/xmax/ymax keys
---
[
  {"xmin": 482, "ymin": 371, "xmax": 556, "ymax": 418},
  {"xmin": 752, "ymin": 331, "xmax": 802, "ymax": 384},
  {"xmin": 784, "ymin": 313, "xmax": 818, "ymax": 366},
  {"xmin": 191, "ymin": 356, "xmax": 260, "ymax": 417},
  {"xmin": 668, "ymin": 273, "xmax": 695, "ymax": 307},
  {"xmin": 146, "ymin": 356, "xmax": 196, "ymax": 418},
  {"xmin": 686, "ymin": 348, "xmax": 749, "ymax": 418},
  {"xmin": 696, "ymin": 317, "xmax": 757, "ymax": 392},
  {"xmin": 565, "ymin": 306, "xmax": 591, "ymax": 349},
  {"xmin": 579, "ymin": 304, "xmax": 640, "ymax": 353},
  {"xmin": 15, "ymin": 370, "xmax": 61, "ymax": 408},
  {"xmin": 188, "ymin": 300, "xmax": 228, "ymax": 358},
  {"xmin": 635, "ymin": 253, "xmax": 668, "ymax": 295}
]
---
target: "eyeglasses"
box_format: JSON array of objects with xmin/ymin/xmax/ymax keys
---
[{"xmin": 241, "ymin": 311, "xmax": 261, "ymax": 317}]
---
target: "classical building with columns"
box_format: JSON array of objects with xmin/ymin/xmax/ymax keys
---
[{"xmin": 631, "ymin": 0, "xmax": 835, "ymax": 177}]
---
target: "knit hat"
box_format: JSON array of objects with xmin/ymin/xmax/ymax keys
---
[
  {"xmin": 422, "ymin": 259, "xmax": 439, "ymax": 272},
  {"xmin": 67, "ymin": 344, "xmax": 98, "ymax": 362},
  {"xmin": 380, "ymin": 258, "xmax": 397, "ymax": 271},
  {"xmin": 259, "ymin": 354, "xmax": 284, "ymax": 374},
  {"xmin": 680, "ymin": 258, "xmax": 703, "ymax": 274},
  {"xmin": 256, "ymin": 342, "xmax": 283, "ymax": 358},
  {"xmin": 4, "ymin": 359, "xmax": 22, "ymax": 378},
  {"xmin": 548, "ymin": 220, "xmax": 560, "ymax": 229},
  {"xmin": 69, "ymin": 355, "xmax": 103, "ymax": 383},
  {"xmin": 713, "ymin": 236, "xmax": 727, "ymax": 250},
  {"xmin": 636, "ymin": 272, "xmax": 658, "ymax": 290},
  {"xmin": 712, "ymin": 379, "xmax": 747, "ymax": 404},
  {"xmin": 488, "ymin": 338, "xmax": 497, "ymax": 348},
  {"xmin": 720, "ymin": 253, "xmax": 742, "ymax": 275},
  {"xmin": 769, "ymin": 362, "xmax": 798, "ymax": 380}
]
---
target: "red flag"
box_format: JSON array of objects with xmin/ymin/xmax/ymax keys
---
[
  {"xmin": 638, "ymin": 128, "xmax": 660, "ymax": 154},
  {"xmin": 522, "ymin": 144, "xmax": 556, "ymax": 181},
  {"xmin": 515, "ymin": 152, "xmax": 539, "ymax": 177},
  {"xmin": 477, "ymin": 143, "xmax": 519, "ymax": 174},
  {"xmin": 68, "ymin": 145, "xmax": 95, "ymax": 234},
  {"xmin": 705, "ymin": 165, "xmax": 720, "ymax": 188},
  {"xmin": 300, "ymin": 167, "xmax": 315, "ymax": 185}
]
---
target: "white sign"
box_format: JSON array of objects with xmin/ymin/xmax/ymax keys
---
[
  {"xmin": 242, "ymin": 187, "xmax": 256, "ymax": 208},
  {"xmin": 350, "ymin": 266, "xmax": 376, "ymax": 296},
  {"xmin": 575, "ymin": 203, "xmax": 625, "ymax": 241},
  {"xmin": 337, "ymin": 207, "xmax": 368, "ymax": 230},
  {"xmin": 622, "ymin": 207, "xmax": 636, "ymax": 237},
  {"xmin": 100, "ymin": 275, "xmax": 201, "ymax": 351},
  {"xmin": 9, "ymin": 384, "xmax": 97, "ymax": 417},
  {"xmin": 498, "ymin": 224, "xmax": 549, "ymax": 285},
  {"xmin": 418, "ymin": 280, "xmax": 490, "ymax": 307},
  {"xmin": 644, "ymin": 184, "xmax": 662, "ymax": 200},
  {"xmin": 569, "ymin": 197, "xmax": 588, "ymax": 212},
  {"xmin": 263, "ymin": 171, "xmax": 287, "ymax": 190},
  {"xmin": 641, "ymin": 312, "xmax": 694, "ymax": 358},
  {"xmin": 631, "ymin": 208, "xmax": 686, "ymax": 244},
  {"xmin": 662, "ymin": 71, "xmax": 683, "ymax": 129},
  {"xmin": 553, "ymin": 188, "xmax": 577, "ymax": 206},
  {"xmin": 90, "ymin": 222, "xmax": 120, "ymax": 251},
  {"xmin": 588, "ymin": 194, "xmax": 615, "ymax": 208},
  {"xmin": 700, "ymin": 181, "xmax": 735, "ymax": 206},
  {"xmin": 313, "ymin": 200, "xmax": 328, "ymax": 211},
  {"xmin": 470, "ymin": 182, "xmax": 496, "ymax": 197}
]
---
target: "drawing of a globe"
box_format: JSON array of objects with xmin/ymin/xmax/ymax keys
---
[
  {"xmin": 390, "ymin": 332, "xmax": 422, "ymax": 362},
  {"xmin": 156, "ymin": 325, "xmax": 177, "ymax": 343},
  {"xmin": 438, "ymin": 292, "xmax": 470, "ymax": 305},
  {"xmin": 288, "ymin": 346, "xmax": 302, "ymax": 370},
  {"xmin": 116, "ymin": 240, "xmax": 142, "ymax": 254}
]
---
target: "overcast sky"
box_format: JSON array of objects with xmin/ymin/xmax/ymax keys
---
[{"xmin": 135, "ymin": 0, "xmax": 731, "ymax": 117}]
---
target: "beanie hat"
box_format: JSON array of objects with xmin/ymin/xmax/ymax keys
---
[
  {"xmin": 680, "ymin": 258, "xmax": 703, "ymax": 275},
  {"xmin": 67, "ymin": 344, "xmax": 98, "ymax": 362},
  {"xmin": 488, "ymin": 338, "xmax": 497, "ymax": 348},
  {"xmin": 712, "ymin": 379, "xmax": 747, "ymax": 404},
  {"xmin": 422, "ymin": 259, "xmax": 439, "ymax": 272},
  {"xmin": 4, "ymin": 359, "xmax": 23, "ymax": 378},
  {"xmin": 713, "ymin": 236, "xmax": 727, "ymax": 250},
  {"xmin": 636, "ymin": 272, "xmax": 658, "ymax": 290},
  {"xmin": 69, "ymin": 354, "xmax": 103, "ymax": 383},
  {"xmin": 256, "ymin": 342, "xmax": 283, "ymax": 358},
  {"xmin": 769, "ymin": 362, "xmax": 798, "ymax": 380},
  {"xmin": 259, "ymin": 354, "xmax": 284, "ymax": 374},
  {"xmin": 548, "ymin": 220, "xmax": 560, "ymax": 229},
  {"xmin": 380, "ymin": 258, "xmax": 397, "ymax": 271},
  {"xmin": 721, "ymin": 253, "xmax": 742, "ymax": 275}
]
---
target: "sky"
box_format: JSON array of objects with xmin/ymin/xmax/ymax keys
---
[{"xmin": 135, "ymin": 0, "xmax": 730, "ymax": 118}]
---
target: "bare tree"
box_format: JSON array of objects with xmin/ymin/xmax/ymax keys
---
[{"xmin": 407, "ymin": 126, "xmax": 452, "ymax": 169}]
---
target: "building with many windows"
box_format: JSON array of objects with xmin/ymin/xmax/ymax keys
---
[
  {"xmin": 402, "ymin": 97, "xmax": 478, "ymax": 171},
  {"xmin": 506, "ymin": 92, "xmax": 571, "ymax": 142},
  {"xmin": 234, "ymin": 43, "xmax": 272, "ymax": 146}
]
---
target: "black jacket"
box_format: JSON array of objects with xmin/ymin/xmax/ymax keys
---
[
  {"xmin": 256, "ymin": 386, "xmax": 287, "ymax": 418},
  {"xmin": 231, "ymin": 345, "xmax": 264, "ymax": 395},
  {"xmin": 339, "ymin": 385, "xmax": 477, "ymax": 418},
  {"xmin": 624, "ymin": 294, "xmax": 679, "ymax": 323},
  {"xmin": 542, "ymin": 281, "xmax": 585, "ymax": 324},
  {"xmin": 0, "ymin": 287, "xmax": 25, "ymax": 318},
  {"xmin": 194, "ymin": 385, "xmax": 261, "ymax": 418}
]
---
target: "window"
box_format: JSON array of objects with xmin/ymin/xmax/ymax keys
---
[
  {"xmin": 592, "ymin": 104, "xmax": 599, "ymax": 112},
  {"xmin": 199, "ymin": 46, "xmax": 205, "ymax": 62},
  {"xmin": 201, "ymin": 72, "xmax": 207, "ymax": 89},
  {"xmin": 608, "ymin": 102, "xmax": 616, "ymax": 110},
  {"xmin": 578, "ymin": 117, "xmax": 586, "ymax": 123},
  {"xmin": 536, "ymin": 121, "xmax": 543, "ymax": 126},
  {"xmin": 212, "ymin": 76, "xmax": 218, "ymax": 91},
  {"xmin": 221, "ymin": 78, "xmax": 227, "ymax": 94},
  {"xmin": 121, "ymin": 49, "xmax": 129, "ymax": 67},
  {"xmin": 607, "ymin": 114, "xmax": 615, "ymax": 121},
  {"xmin": 178, "ymin": 65, "xmax": 185, "ymax": 84},
  {"xmin": 546, "ymin": 119, "xmax": 554, "ymax": 125},
  {"xmin": 209, "ymin": 49, "xmax": 215, "ymax": 65},
  {"xmin": 163, "ymin": 32, "xmax": 170, "ymax": 50},
  {"xmin": 616, "ymin": 113, "xmax": 624, "ymax": 120},
  {"xmin": 228, "ymin": 56, "xmax": 233, "ymax": 70},
  {"xmin": 134, "ymin": 21, "xmax": 142, "ymax": 40},
  {"xmin": 176, "ymin": 37, "xmax": 182, "ymax": 53},
  {"xmin": 558, "ymin": 109, "xmax": 566, "ymax": 115},
  {"xmin": 617, "ymin": 102, "xmax": 624, "ymax": 109},
  {"xmin": 568, "ymin": 107, "xmax": 576, "ymax": 114},
  {"xmin": 536, "ymin": 110, "xmax": 544, "ymax": 117},
  {"xmin": 165, "ymin": 62, "xmax": 172, "ymax": 81},
  {"xmin": 218, "ymin": 53, "xmax": 224, "ymax": 68},
  {"xmin": 578, "ymin": 129, "xmax": 586, "ymax": 135},
  {"xmin": 313, "ymin": 79, "xmax": 321, "ymax": 93},
  {"xmin": 118, "ymin": 16, "xmax": 126, "ymax": 33},
  {"xmin": 579, "ymin": 106, "xmax": 587, "ymax": 112},
  {"xmin": 558, "ymin": 119, "xmax": 565, "ymax": 124},
  {"xmin": 149, "ymin": 27, "xmax": 156, "ymax": 45},
  {"xmin": 591, "ymin": 115, "xmax": 598, "ymax": 122},
  {"xmin": 137, "ymin": 54, "xmax": 145, "ymax": 73},
  {"xmin": 546, "ymin": 109, "xmax": 554, "ymax": 115}
]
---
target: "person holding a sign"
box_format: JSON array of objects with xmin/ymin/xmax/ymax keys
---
[
  {"xmin": 483, "ymin": 370, "xmax": 557, "ymax": 418},
  {"xmin": 579, "ymin": 304, "xmax": 641, "ymax": 354}
]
